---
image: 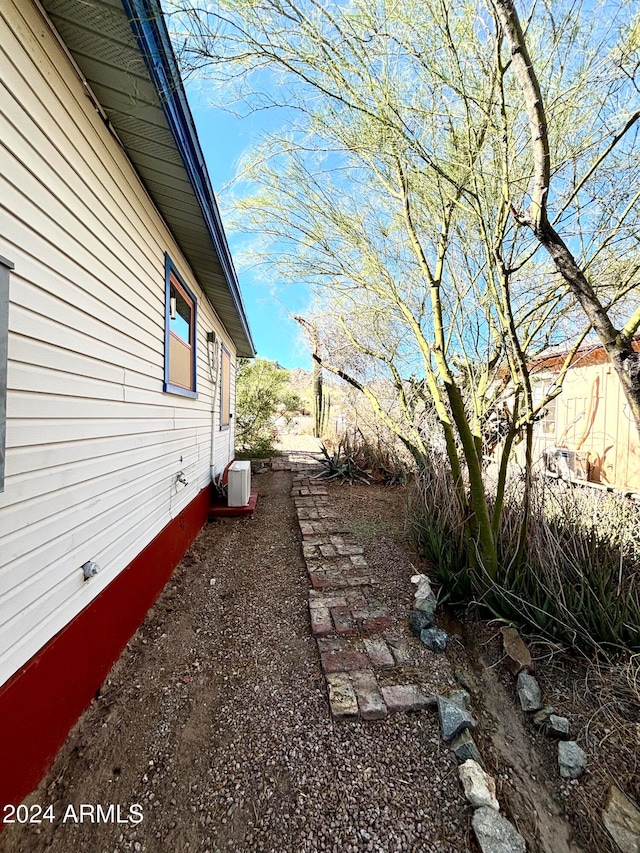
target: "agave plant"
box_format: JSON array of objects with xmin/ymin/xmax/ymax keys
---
[{"xmin": 315, "ymin": 439, "xmax": 372, "ymax": 485}]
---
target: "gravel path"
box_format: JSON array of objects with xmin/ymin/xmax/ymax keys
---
[{"xmin": 1, "ymin": 469, "xmax": 470, "ymax": 853}]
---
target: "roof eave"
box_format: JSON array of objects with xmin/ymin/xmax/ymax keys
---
[
  {"xmin": 122, "ymin": 0, "xmax": 255, "ymax": 357},
  {"xmin": 39, "ymin": 0, "xmax": 255, "ymax": 358}
]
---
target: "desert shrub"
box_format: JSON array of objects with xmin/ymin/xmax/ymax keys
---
[
  {"xmin": 351, "ymin": 430, "xmax": 411, "ymax": 486},
  {"xmin": 315, "ymin": 435, "xmax": 372, "ymax": 484},
  {"xmin": 320, "ymin": 429, "xmax": 412, "ymax": 485},
  {"xmin": 409, "ymin": 460, "xmax": 470, "ymax": 604},
  {"xmin": 412, "ymin": 466, "xmax": 640, "ymax": 655}
]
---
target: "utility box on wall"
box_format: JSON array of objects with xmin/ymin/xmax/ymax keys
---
[{"xmin": 227, "ymin": 461, "xmax": 251, "ymax": 507}]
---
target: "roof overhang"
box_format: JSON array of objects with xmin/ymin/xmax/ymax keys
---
[
  {"xmin": 531, "ymin": 336, "xmax": 640, "ymax": 374},
  {"xmin": 38, "ymin": 0, "xmax": 256, "ymax": 357}
]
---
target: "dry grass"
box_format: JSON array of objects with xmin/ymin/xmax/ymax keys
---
[
  {"xmin": 582, "ymin": 655, "xmax": 640, "ymax": 795},
  {"xmin": 539, "ymin": 652, "xmax": 640, "ymax": 851},
  {"xmin": 411, "ymin": 461, "xmax": 640, "ymax": 655}
]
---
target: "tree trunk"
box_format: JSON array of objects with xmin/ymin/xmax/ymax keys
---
[
  {"xmin": 537, "ymin": 222, "xmax": 640, "ymax": 434},
  {"xmin": 311, "ymin": 325, "xmax": 323, "ymax": 438},
  {"xmin": 491, "ymin": 0, "xmax": 640, "ymax": 440}
]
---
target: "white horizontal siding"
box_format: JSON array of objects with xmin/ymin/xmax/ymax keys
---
[
  {"xmin": 0, "ymin": 174, "xmax": 161, "ymax": 354},
  {"xmin": 0, "ymin": 1, "xmax": 239, "ymax": 687},
  {"xmin": 2, "ymin": 426, "xmax": 199, "ymax": 516}
]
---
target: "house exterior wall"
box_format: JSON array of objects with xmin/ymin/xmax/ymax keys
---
[
  {"xmin": 0, "ymin": 0, "xmax": 237, "ymax": 697},
  {"xmin": 531, "ymin": 360, "xmax": 640, "ymax": 493}
]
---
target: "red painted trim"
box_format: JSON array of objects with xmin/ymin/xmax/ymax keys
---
[
  {"xmin": 208, "ymin": 492, "xmax": 258, "ymax": 518},
  {"xmin": 0, "ymin": 485, "xmax": 210, "ymax": 815}
]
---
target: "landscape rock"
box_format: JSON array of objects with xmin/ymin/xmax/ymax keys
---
[
  {"xmin": 532, "ymin": 706, "xmax": 570, "ymax": 738},
  {"xmin": 454, "ymin": 667, "xmax": 478, "ymax": 692},
  {"xmin": 458, "ymin": 759, "xmax": 499, "ymax": 810},
  {"xmin": 437, "ymin": 695, "xmax": 478, "ymax": 742},
  {"xmin": 448, "ymin": 688, "xmax": 471, "ymax": 710},
  {"xmin": 410, "ymin": 608, "xmax": 434, "ymax": 636},
  {"xmin": 472, "ymin": 807, "xmax": 526, "ymax": 853},
  {"xmin": 499, "ymin": 625, "xmax": 534, "ymax": 674},
  {"xmin": 450, "ymin": 729, "xmax": 483, "ymax": 765},
  {"xmin": 516, "ymin": 670, "xmax": 543, "ymax": 712},
  {"xmin": 420, "ymin": 627, "xmax": 448, "ymax": 652},
  {"xmin": 411, "ymin": 573, "xmax": 436, "ymax": 601},
  {"xmin": 547, "ymin": 714, "xmax": 570, "ymax": 739},
  {"xmin": 558, "ymin": 741, "xmax": 587, "ymax": 779},
  {"xmin": 415, "ymin": 597, "xmax": 437, "ymax": 620},
  {"xmin": 532, "ymin": 706, "xmax": 556, "ymax": 727},
  {"xmin": 603, "ymin": 784, "xmax": 640, "ymax": 853},
  {"xmin": 411, "ymin": 573, "xmax": 438, "ymax": 625}
]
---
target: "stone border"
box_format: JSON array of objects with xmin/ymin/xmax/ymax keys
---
[
  {"xmin": 291, "ymin": 467, "xmax": 434, "ymax": 720},
  {"xmin": 259, "ymin": 454, "xmax": 434, "ymax": 721}
]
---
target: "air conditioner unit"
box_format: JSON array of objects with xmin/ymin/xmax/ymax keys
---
[
  {"xmin": 227, "ymin": 460, "xmax": 251, "ymax": 507},
  {"xmin": 543, "ymin": 448, "xmax": 589, "ymax": 482}
]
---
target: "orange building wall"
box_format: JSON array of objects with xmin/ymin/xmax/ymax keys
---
[{"xmin": 532, "ymin": 361, "xmax": 640, "ymax": 493}]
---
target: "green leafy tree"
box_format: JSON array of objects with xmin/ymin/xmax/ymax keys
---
[{"xmin": 235, "ymin": 358, "xmax": 301, "ymax": 455}]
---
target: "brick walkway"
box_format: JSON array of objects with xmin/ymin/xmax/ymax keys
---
[{"xmin": 266, "ymin": 451, "xmax": 434, "ymax": 721}]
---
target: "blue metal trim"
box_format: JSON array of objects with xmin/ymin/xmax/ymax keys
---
[
  {"xmin": 164, "ymin": 383, "xmax": 198, "ymax": 400},
  {"xmin": 122, "ymin": 0, "xmax": 255, "ymax": 356},
  {"xmin": 163, "ymin": 252, "xmax": 171, "ymax": 392},
  {"xmin": 164, "ymin": 252, "xmax": 198, "ymax": 398}
]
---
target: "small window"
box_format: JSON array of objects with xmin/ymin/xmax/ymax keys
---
[
  {"xmin": 220, "ymin": 345, "xmax": 231, "ymax": 429},
  {"xmin": 164, "ymin": 255, "xmax": 197, "ymax": 398}
]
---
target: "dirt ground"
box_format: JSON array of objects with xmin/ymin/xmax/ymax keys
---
[
  {"xmin": 1, "ymin": 469, "xmax": 468, "ymax": 853},
  {"xmin": 1, "ymin": 460, "xmax": 635, "ymax": 853}
]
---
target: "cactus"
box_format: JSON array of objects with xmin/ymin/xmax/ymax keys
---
[
  {"xmin": 292, "ymin": 315, "xmax": 329, "ymax": 438},
  {"xmin": 314, "ymin": 388, "xmax": 331, "ymax": 438}
]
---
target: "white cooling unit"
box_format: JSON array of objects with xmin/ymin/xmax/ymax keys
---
[
  {"xmin": 227, "ymin": 460, "xmax": 251, "ymax": 507},
  {"xmin": 543, "ymin": 448, "xmax": 589, "ymax": 482}
]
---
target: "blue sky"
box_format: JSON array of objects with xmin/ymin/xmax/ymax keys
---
[{"xmin": 186, "ymin": 87, "xmax": 313, "ymax": 370}]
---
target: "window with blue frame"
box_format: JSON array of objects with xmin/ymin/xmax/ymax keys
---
[{"xmin": 164, "ymin": 255, "xmax": 197, "ymax": 397}]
